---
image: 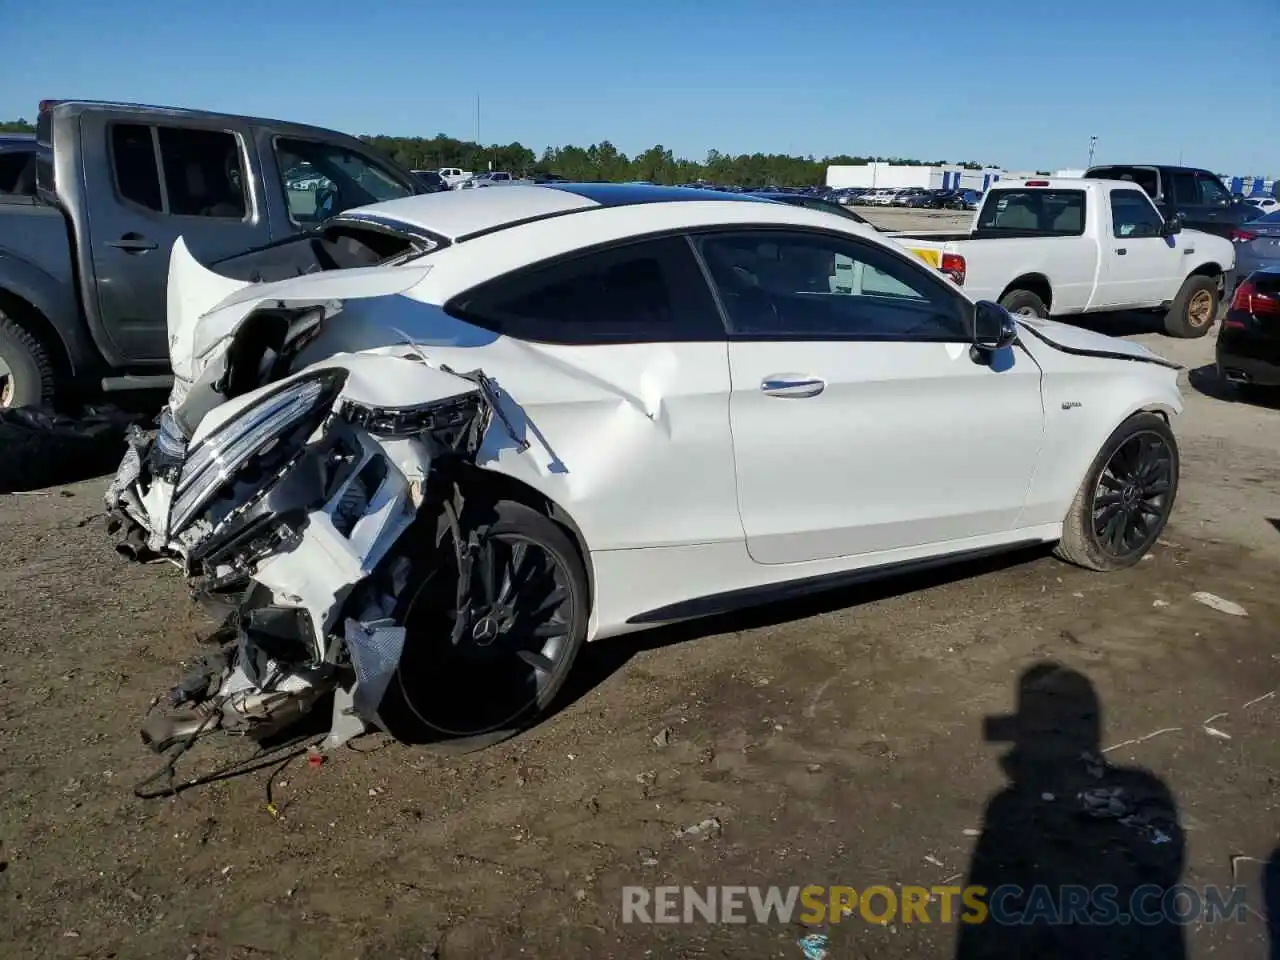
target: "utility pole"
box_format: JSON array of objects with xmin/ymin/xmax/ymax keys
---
[{"xmin": 1087, "ymin": 135, "xmax": 1098, "ymax": 168}]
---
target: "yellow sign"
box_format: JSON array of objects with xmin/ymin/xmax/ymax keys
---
[
  {"xmin": 911, "ymin": 247, "xmax": 941, "ymax": 268},
  {"xmin": 799, "ymin": 885, "xmax": 987, "ymax": 925}
]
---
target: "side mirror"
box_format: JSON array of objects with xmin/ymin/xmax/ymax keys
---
[
  {"xmin": 1161, "ymin": 217, "xmax": 1182, "ymax": 237},
  {"xmin": 972, "ymin": 300, "xmax": 1019, "ymax": 359}
]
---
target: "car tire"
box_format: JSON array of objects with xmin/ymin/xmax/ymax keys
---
[
  {"xmin": 0, "ymin": 310, "xmax": 55, "ymax": 408},
  {"xmin": 1163, "ymin": 275, "xmax": 1218, "ymax": 339},
  {"xmin": 999, "ymin": 289, "xmax": 1049, "ymax": 319},
  {"xmin": 380, "ymin": 497, "xmax": 590, "ymax": 743},
  {"xmin": 1054, "ymin": 412, "xmax": 1179, "ymax": 572}
]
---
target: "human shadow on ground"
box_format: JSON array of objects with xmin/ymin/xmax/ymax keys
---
[{"xmin": 956, "ymin": 662, "xmax": 1186, "ymax": 960}]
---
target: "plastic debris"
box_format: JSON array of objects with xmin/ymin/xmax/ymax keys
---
[
  {"xmin": 797, "ymin": 932, "xmax": 829, "ymax": 960},
  {"xmin": 1191, "ymin": 592, "xmax": 1248, "ymax": 617},
  {"xmin": 675, "ymin": 817, "xmax": 722, "ymax": 840},
  {"xmin": 1152, "ymin": 599, "xmax": 1170, "ymax": 608},
  {"xmin": 652, "ymin": 728, "xmax": 672, "ymax": 747}
]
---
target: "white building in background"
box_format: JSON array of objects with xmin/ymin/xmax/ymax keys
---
[{"xmin": 825, "ymin": 162, "xmax": 1007, "ymax": 192}]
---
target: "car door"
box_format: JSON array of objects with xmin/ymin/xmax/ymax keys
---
[
  {"xmin": 1094, "ymin": 188, "xmax": 1182, "ymax": 308},
  {"xmin": 80, "ymin": 114, "xmax": 272, "ymax": 363},
  {"xmin": 441, "ymin": 234, "xmax": 741, "ymax": 553},
  {"xmin": 695, "ymin": 228, "xmax": 1045, "ymax": 566}
]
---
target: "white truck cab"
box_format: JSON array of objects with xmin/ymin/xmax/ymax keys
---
[{"xmin": 892, "ymin": 178, "xmax": 1236, "ymax": 338}]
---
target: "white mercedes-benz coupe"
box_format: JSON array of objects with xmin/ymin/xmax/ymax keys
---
[{"xmin": 107, "ymin": 183, "xmax": 1183, "ymax": 751}]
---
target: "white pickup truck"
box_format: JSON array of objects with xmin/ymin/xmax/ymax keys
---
[{"xmin": 890, "ymin": 178, "xmax": 1237, "ymax": 338}]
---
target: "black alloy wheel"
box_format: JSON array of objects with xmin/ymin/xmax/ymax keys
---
[
  {"xmin": 1089, "ymin": 430, "xmax": 1174, "ymax": 561},
  {"xmin": 1054, "ymin": 412, "xmax": 1179, "ymax": 572},
  {"xmin": 389, "ymin": 499, "xmax": 588, "ymax": 739}
]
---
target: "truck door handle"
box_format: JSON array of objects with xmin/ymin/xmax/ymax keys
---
[
  {"xmin": 107, "ymin": 233, "xmax": 158, "ymax": 253},
  {"xmin": 1115, "ymin": 248, "xmax": 1127, "ymax": 255},
  {"xmin": 761, "ymin": 376, "xmax": 826, "ymax": 398}
]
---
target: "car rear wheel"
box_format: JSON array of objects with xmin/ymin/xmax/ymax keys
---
[
  {"xmin": 0, "ymin": 310, "xmax": 55, "ymax": 408},
  {"xmin": 382, "ymin": 498, "xmax": 589, "ymax": 742},
  {"xmin": 1163, "ymin": 275, "xmax": 1218, "ymax": 338},
  {"xmin": 1054, "ymin": 412, "xmax": 1179, "ymax": 572},
  {"xmin": 999, "ymin": 289, "xmax": 1049, "ymax": 319}
]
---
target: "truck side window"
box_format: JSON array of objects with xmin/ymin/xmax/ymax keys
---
[
  {"xmin": 274, "ymin": 138, "xmax": 413, "ymax": 224},
  {"xmin": 1196, "ymin": 173, "xmax": 1232, "ymax": 206},
  {"xmin": 1110, "ymin": 189, "xmax": 1164, "ymax": 238},
  {"xmin": 110, "ymin": 124, "xmax": 163, "ymax": 212},
  {"xmin": 156, "ymin": 127, "xmax": 247, "ymax": 219},
  {"xmin": 1169, "ymin": 172, "xmax": 1199, "ymax": 206}
]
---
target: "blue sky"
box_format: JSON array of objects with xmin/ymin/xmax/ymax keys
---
[{"xmin": 2, "ymin": 0, "xmax": 1276, "ymax": 175}]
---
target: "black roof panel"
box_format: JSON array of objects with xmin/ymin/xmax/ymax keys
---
[{"xmin": 547, "ymin": 182, "xmax": 769, "ymax": 206}]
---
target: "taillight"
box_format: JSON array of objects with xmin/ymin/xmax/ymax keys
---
[
  {"xmin": 1230, "ymin": 278, "xmax": 1280, "ymax": 317},
  {"xmin": 1231, "ymin": 228, "xmax": 1257, "ymax": 243},
  {"xmin": 941, "ymin": 253, "xmax": 966, "ymax": 286}
]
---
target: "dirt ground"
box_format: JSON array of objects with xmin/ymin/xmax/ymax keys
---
[{"xmin": 1, "ymin": 208, "xmax": 1277, "ymax": 960}]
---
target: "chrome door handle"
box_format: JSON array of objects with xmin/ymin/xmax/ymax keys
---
[{"xmin": 761, "ymin": 376, "xmax": 826, "ymax": 398}]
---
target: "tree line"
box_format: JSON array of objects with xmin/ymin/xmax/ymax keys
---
[
  {"xmin": 361, "ymin": 133, "xmax": 995, "ymax": 185},
  {"xmin": 2, "ymin": 118, "xmax": 997, "ymax": 186}
]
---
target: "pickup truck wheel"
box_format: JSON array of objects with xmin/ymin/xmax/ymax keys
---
[
  {"xmin": 1163, "ymin": 275, "xmax": 1218, "ymax": 339},
  {"xmin": 999, "ymin": 289, "xmax": 1049, "ymax": 319},
  {"xmin": 0, "ymin": 311, "xmax": 56, "ymax": 408},
  {"xmin": 1054, "ymin": 412, "xmax": 1178, "ymax": 572}
]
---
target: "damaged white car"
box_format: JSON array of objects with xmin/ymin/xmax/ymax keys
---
[{"xmin": 106, "ymin": 183, "xmax": 1185, "ymax": 755}]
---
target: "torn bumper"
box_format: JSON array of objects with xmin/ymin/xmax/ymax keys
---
[{"xmin": 108, "ymin": 356, "xmax": 494, "ymax": 751}]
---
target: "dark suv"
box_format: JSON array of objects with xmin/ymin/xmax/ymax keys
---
[{"xmin": 1084, "ymin": 164, "xmax": 1257, "ymax": 239}]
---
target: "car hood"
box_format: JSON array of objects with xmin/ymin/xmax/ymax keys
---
[{"xmin": 1014, "ymin": 316, "xmax": 1180, "ymax": 369}]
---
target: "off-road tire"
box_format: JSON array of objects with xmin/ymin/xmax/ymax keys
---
[
  {"xmin": 380, "ymin": 498, "xmax": 590, "ymax": 743},
  {"xmin": 999, "ymin": 289, "xmax": 1049, "ymax": 319},
  {"xmin": 1054, "ymin": 412, "xmax": 1179, "ymax": 572},
  {"xmin": 1163, "ymin": 275, "xmax": 1218, "ymax": 339},
  {"xmin": 0, "ymin": 309, "xmax": 55, "ymax": 408}
]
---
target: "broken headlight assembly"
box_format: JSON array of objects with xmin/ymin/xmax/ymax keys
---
[{"xmin": 168, "ymin": 369, "xmax": 348, "ymax": 536}]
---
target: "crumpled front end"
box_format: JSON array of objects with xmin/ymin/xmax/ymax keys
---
[{"xmin": 110, "ymin": 347, "xmax": 500, "ymax": 756}]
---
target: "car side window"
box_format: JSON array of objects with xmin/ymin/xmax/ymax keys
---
[
  {"xmin": 110, "ymin": 124, "xmax": 163, "ymax": 211},
  {"xmin": 447, "ymin": 236, "xmax": 725, "ymax": 344},
  {"xmin": 109, "ymin": 123, "xmax": 247, "ymax": 218},
  {"xmin": 156, "ymin": 127, "xmax": 247, "ymax": 218},
  {"xmin": 1110, "ymin": 189, "xmax": 1165, "ymax": 238},
  {"xmin": 696, "ymin": 230, "xmax": 969, "ymax": 341},
  {"xmin": 274, "ymin": 138, "xmax": 413, "ymax": 224},
  {"xmin": 1169, "ymin": 171, "xmax": 1199, "ymax": 205},
  {"xmin": 1196, "ymin": 173, "xmax": 1232, "ymax": 206}
]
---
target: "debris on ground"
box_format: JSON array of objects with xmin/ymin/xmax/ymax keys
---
[
  {"xmin": 1191, "ymin": 591, "xmax": 1249, "ymax": 617},
  {"xmin": 1078, "ymin": 786, "xmax": 1128, "ymax": 819},
  {"xmin": 797, "ymin": 932, "xmax": 829, "ymax": 960},
  {"xmin": 675, "ymin": 817, "xmax": 722, "ymax": 840},
  {"xmin": 652, "ymin": 727, "xmax": 672, "ymax": 747}
]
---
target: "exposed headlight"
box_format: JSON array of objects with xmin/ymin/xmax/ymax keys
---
[{"xmin": 169, "ymin": 370, "xmax": 347, "ymax": 535}]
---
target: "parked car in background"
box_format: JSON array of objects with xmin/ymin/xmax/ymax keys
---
[
  {"xmin": 748, "ymin": 191, "xmax": 879, "ymax": 228},
  {"xmin": 0, "ymin": 133, "xmax": 43, "ymax": 196},
  {"xmin": 0, "ymin": 99, "xmax": 424, "ymax": 408},
  {"xmin": 1229, "ymin": 209, "xmax": 1280, "ymax": 287},
  {"xmin": 891, "ymin": 177, "xmax": 1235, "ymax": 337},
  {"xmin": 861, "ymin": 189, "xmax": 897, "ymax": 206},
  {"xmin": 466, "ymin": 171, "xmax": 515, "ymax": 188},
  {"xmin": 1244, "ymin": 196, "xmax": 1278, "ymax": 216},
  {"xmin": 437, "ymin": 167, "xmax": 472, "ymax": 189},
  {"xmin": 953, "ymin": 189, "xmax": 983, "ymax": 210},
  {"xmin": 1084, "ymin": 164, "xmax": 1258, "ymax": 240},
  {"xmin": 893, "ymin": 188, "xmax": 930, "ymax": 207},
  {"xmin": 1216, "ymin": 266, "xmax": 1280, "ymax": 401},
  {"xmin": 410, "ymin": 169, "xmax": 450, "ymax": 193}
]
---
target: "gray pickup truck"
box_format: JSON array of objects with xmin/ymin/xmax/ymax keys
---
[{"xmin": 0, "ymin": 100, "xmax": 425, "ymax": 408}]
